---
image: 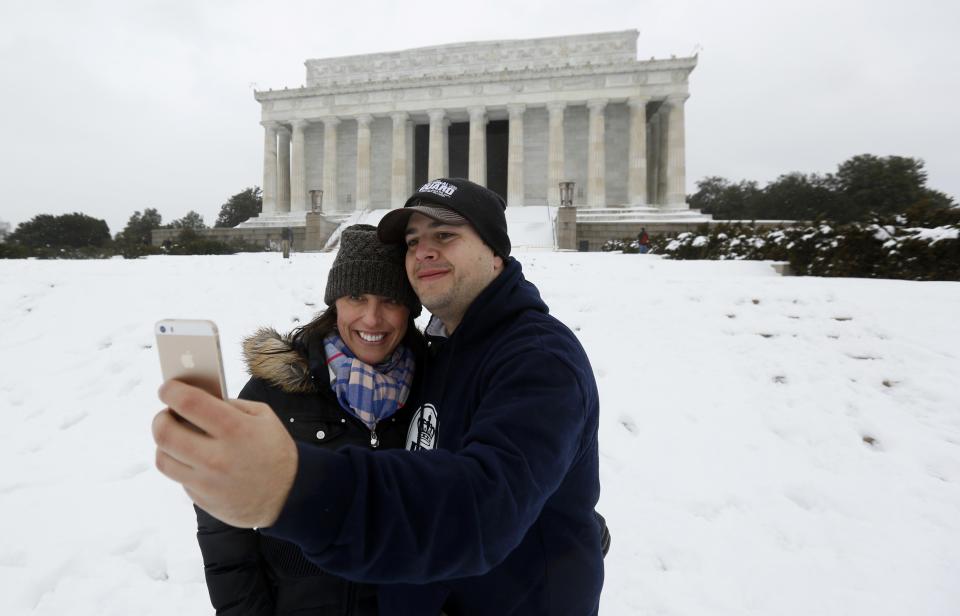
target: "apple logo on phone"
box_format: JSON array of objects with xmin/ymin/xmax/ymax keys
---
[{"xmin": 180, "ymin": 351, "xmax": 195, "ymax": 369}]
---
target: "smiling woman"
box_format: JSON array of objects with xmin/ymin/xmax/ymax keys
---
[
  {"xmin": 192, "ymin": 224, "xmax": 426, "ymax": 616},
  {"xmin": 335, "ymin": 293, "xmax": 410, "ymax": 365}
]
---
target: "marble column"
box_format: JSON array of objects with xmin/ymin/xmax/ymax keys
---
[
  {"xmin": 665, "ymin": 94, "xmax": 688, "ymax": 208},
  {"xmin": 261, "ymin": 122, "xmax": 278, "ymax": 215},
  {"xmin": 391, "ymin": 112, "xmax": 409, "ymax": 208},
  {"xmin": 442, "ymin": 118, "xmax": 450, "ymax": 177},
  {"xmin": 355, "ymin": 114, "xmax": 372, "ymax": 211},
  {"xmin": 627, "ymin": 98, "xmax": 649, "ymax": 206},
  {"xmin": 405, "ymin": 122, "xmax": 415, "ymax": 194},
  {"xmin": 290, "ymin": 120, "xmax": 308, "ymax": 212},
  {"xmin": 587, "ymin": 99, "xmax": 607, "ymax": 208},
  {"xmin": 651, "ymin": 107, "xmax": 666, "ymax": 205},
  {"xmin": 507, "ymin": 104, "xmax": 526, "ymax": 206},
  {"xmin": 547, "ymin": 102, "xmax": 566, "ymax": 207},
  {"xmin": 428, "ymin": 109, "xmax": 446, "ymax": 180},
  {"xmin": 468, "ymin": 106, "xmax": 487, "ymax": 186},
  {"xmin": 277, "ymin": 126, "xmax": 291, "ymax": 213},
  {"xmin": 322, "ymin": 117, "xmax": 339, "ymax": 213}
]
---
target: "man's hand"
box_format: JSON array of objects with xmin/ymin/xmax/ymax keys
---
[{"xmin": 152, "ymin": 380, "xmax": 298, "ymax": 528}]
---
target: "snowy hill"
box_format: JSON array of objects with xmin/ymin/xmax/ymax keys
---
[{"xmin": 1, "ymin": 252, "xmax": 958, "ymax": 615}]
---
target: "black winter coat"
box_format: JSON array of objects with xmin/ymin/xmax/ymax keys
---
[{"xmin": 194, "ymin": 328, "xmax": 416, "ymax": 616}]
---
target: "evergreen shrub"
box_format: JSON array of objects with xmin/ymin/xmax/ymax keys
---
[
  {"xmin": 623, "ymin": 215, "xmax": 960, "ymax": 281},
  {"xmin": 161, "ymin": 229, "xmax": 267, "ymax": 256}
]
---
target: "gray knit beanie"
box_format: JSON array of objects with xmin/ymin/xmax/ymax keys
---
[{"xmin": 324, "ymin": 224, "xmax": 421, "ymax": 317}]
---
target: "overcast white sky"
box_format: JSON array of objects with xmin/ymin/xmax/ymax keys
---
[{"xmin": 1, "ymin": 0, "xmax": 957, "ymax": 234}]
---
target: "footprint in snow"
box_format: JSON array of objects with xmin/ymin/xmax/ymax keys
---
[
  {"xmin": 60, "ymin": 411, "xmax": 88, "ymax": 430},
  {"xmin": 656, "ymin": 556, "xmax": 669, "ymax": 571},
  {"xmin": 120, "ymin": 377, "xmax": 142, "ymax": 394},
  {"xmin": 0, "ymin": 550, "xmax": 26, "ymax": 567},
  {"xmin": 0, "ymin": 482, "xmax": 26, "ymax": 495},
  {"xmin": 113, "ymin": 462, "xmax": 150, "ymax": 481}
]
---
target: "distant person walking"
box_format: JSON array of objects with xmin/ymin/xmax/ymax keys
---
[
  {"xmin": 281, "ymin": 226, "xmax": 292, "ymax": 258},
  {"xmin": 637, "ymin": 227, "xmax": 650, "ymax": 254}
]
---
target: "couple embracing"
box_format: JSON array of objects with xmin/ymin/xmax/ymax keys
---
[{"xmin": 154, "ymin": 178, "xmax": 606, "ymax": 615}]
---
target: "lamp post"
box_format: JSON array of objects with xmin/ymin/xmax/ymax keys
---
[
  {"xmin": 559, "ymin": 181, "xmax": 575, "ymax": 208},
  {"xmin": 309, "ymin": 189, "xmax": 324, "ymax": 213},
  {"xmin": 555, "ymin": 181, "xmax": 577, "ymax": 251}
]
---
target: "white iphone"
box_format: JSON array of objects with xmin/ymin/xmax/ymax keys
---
[{"xmin": 155, "ymin": 319, "xmax": 228, "ymax": 399}]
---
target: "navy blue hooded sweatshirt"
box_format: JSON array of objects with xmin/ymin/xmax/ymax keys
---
[{"xmin": 262, "ymin": 258, "xmax": 604, "ymax": 615}]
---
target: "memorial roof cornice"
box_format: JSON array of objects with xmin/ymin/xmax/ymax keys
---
[
  {"xmin": 304, "ymin": 29, "xmax": 640, "ymax": 66},
  {"xmin": 254, "ymin": 56, "xmax": 697, "ymax": 102}
]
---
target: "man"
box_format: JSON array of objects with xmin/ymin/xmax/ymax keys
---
[{"xmin": 153, "ymin": 178, "xmax": 604, "ymax": 614}]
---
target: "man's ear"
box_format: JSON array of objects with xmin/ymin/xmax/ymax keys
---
[{"xmin": 493, "ymin": 255, "xmax": 504, "ymax": 271}]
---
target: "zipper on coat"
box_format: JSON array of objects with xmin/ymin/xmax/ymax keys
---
[
  {"xmin": 344, "ymin": 579, "xmax": 356, "ymax": 616},
  {"xmin": 369, "ymin": 424, "xmax": 379, "ymax": 448}
]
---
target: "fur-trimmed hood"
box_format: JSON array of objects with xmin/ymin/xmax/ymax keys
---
[{"xmin": 242, "ymin": 328, "xmax": 318, "ymax": 394}]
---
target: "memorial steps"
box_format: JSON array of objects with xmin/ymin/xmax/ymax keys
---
[{"xmin": 575, "ymin": 206, "xmax": 713, "ymax": 224}]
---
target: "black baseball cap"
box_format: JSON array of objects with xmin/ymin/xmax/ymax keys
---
[{"xmin": 377, "ymin": 178, "xmax": 511, "ymax": 258}]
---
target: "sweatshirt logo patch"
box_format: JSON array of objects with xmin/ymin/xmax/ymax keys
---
[
  {"xmin": 407, "ymin": 403, "xmax": 438, "ymax": 451},
  {"xmin": 418, "ymin": 180, "xmax": 457, "ymax": 199}
]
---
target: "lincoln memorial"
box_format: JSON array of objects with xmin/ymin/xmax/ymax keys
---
[{"xmin": 255, "ymin": 29, "xmax": 699, "ymax": 212}]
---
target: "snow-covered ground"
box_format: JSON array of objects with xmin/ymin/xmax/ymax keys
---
[{"xmin": 1, "ymin": 251, "xmax": 958, "ymax": 615}]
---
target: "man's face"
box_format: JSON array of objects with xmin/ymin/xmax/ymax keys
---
[{"xmin": 404, "ymin": 212, "xmax": 503, "ymax": 331}]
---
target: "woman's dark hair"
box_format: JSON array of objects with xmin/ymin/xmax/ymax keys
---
[{"xmin": 289, "ymin": 304, "xmax": 427, "ymax": 364}]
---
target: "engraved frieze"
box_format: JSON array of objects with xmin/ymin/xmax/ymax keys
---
[
  {"xmin": 485, "ymin": 83, "xmax": 512, "ymax": 96},
  {"xmin": 563, "ymin": 76, "xmax": 596, "ymax": 88},
  {"xmin": 647, "ymin": 72, "xmax": 671, "ymax": 85},
  {"xmin": 606, "ymin": 74, "xmax": 633, "ymax": 87}
]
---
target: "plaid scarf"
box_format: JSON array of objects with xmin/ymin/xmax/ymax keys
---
[{"xmin": 323, "ymin": 332, "xmax": 415, "ymax": 430}]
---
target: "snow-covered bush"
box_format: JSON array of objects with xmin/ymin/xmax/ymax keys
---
[
  {"xmin": 600, "ymin": 238, "xmax": 641, "ymax": 254},
  {"xmin": 634, "ymin": 216, "xmax": 960, "ymax": 281}
]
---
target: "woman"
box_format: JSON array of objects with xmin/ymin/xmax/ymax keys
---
[{"xmin": 194, "ymin": 224, "xmax": 425, "ymax": 616}]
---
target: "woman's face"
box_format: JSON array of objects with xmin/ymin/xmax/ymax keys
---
[{"xmin": 335, "ymin": 294, "xmax": 410, "ymax": 365}]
